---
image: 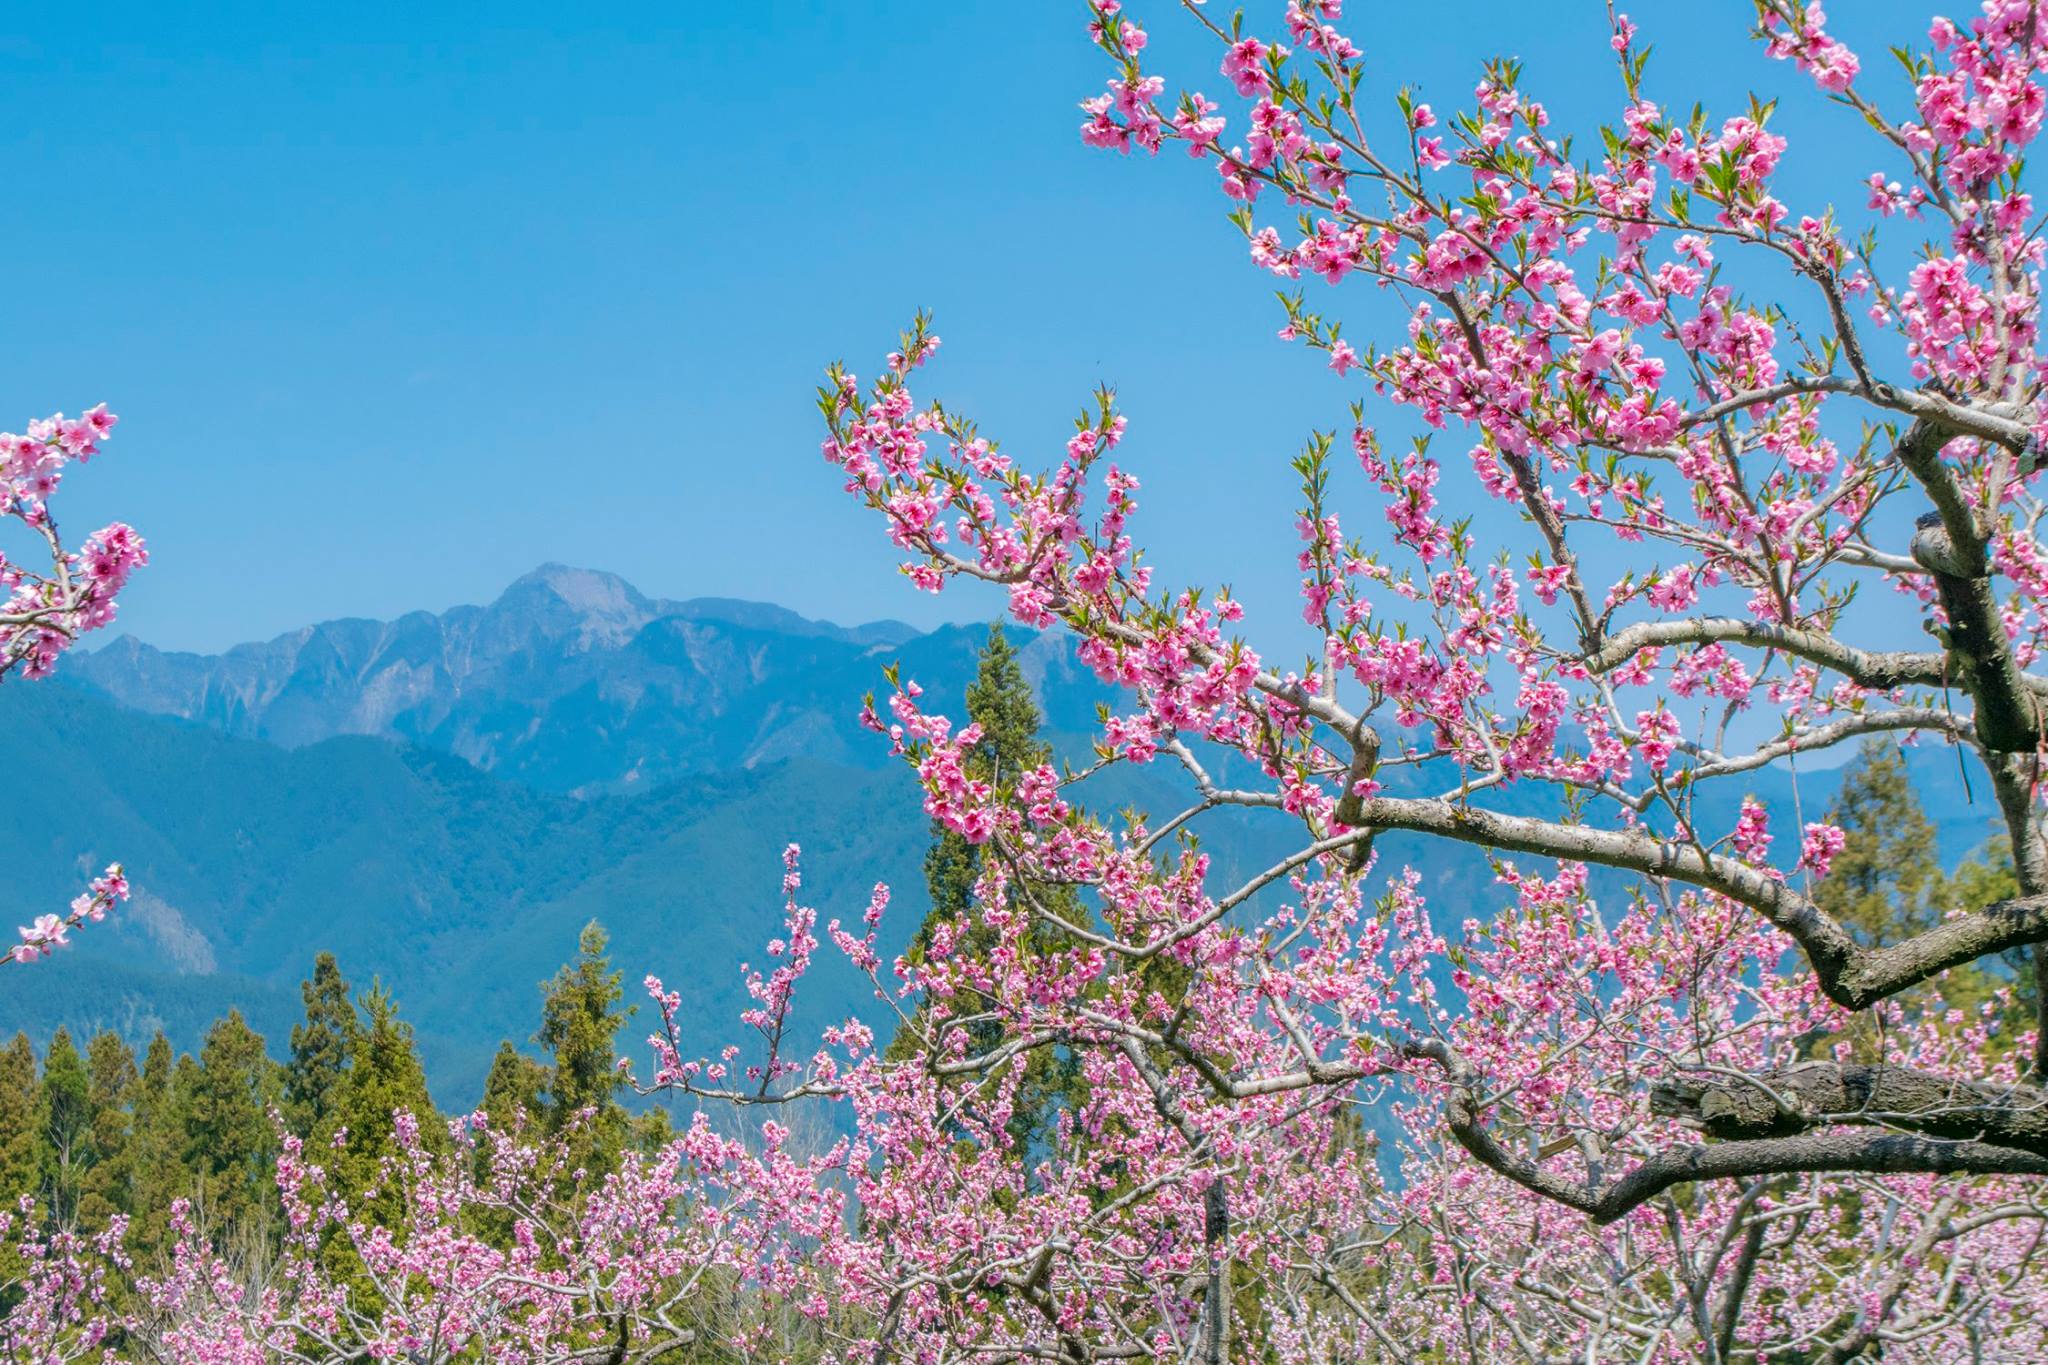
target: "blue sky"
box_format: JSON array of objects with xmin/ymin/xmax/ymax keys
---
[{"xmin": 5, "ymin": 0, "xmax": 1935, "ymax": 654}]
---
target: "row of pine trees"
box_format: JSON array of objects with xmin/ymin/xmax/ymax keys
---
[{"xmin": 0, "ymin": 920, "xmax": 654, "ymax": 1265}]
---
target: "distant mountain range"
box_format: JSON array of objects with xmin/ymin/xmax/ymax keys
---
[
  {"xmin": 69, "ymin": 565, "xmax": 959, "ymax": 796},
  {"xmin": 0, "ymin": 565, "xmax": 2009, "ymax": 1106}
]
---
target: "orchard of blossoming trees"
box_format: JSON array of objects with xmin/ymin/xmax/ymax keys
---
[{"xmin": 12, "ymin": 0, "xmax": 2048, "ymax": 1360}]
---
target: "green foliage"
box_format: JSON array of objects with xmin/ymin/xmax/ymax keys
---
[
  {"xmin": 186, "ymin": 1010, "xmax": 282, "ymax": 1233},
  {"xmin": 323, "ymin": 982, "xmax": 439, "ymax": 1213},
  {"xmin": 480, "ymin": 1040, "xmax": 548, "ymax": 1132},
  {"xmin": 1814, "ymin": 741, "xmax": 1943, "ymax": 944},
  {"xmin": 918, "ymin": 624, "xmax": 1052, "ymax": 948},
  {"xmin": 78, "ymin": 1030, "xmax": 139, "ymax": 1230},
  {"xmin": 1809, "ymin": 741, "xmax": 2015, "ymax": 1049},
  {"xmin": 891, "ymin": 626, "xmax": 1087, "ymax": 1157},
  {"xmin": 537, "ymin": 921, "xmax": 632, "ymax": 1173},
  {"xmin": 0, "ymin": 1035, "xmax": 39, "ymax": 1204},
  {"xmin": 124, "ymin": 1033, "xmax": 198, "ymax": 1263},
  {"xmin": 35, "ymin": 1028, "xmax": 91, "ymax": 1226},
  {"xmin": 0, "ymin": 931, "xmax": 680, "ymax": 1273},
  {"xmin": 286, "ymin": 952, "xmax": 357, "ymax": 1137}
]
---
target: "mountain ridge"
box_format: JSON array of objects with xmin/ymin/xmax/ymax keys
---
[{"xmin": 69, "ymin": 565, "xmax": 946, "ymax": 796}]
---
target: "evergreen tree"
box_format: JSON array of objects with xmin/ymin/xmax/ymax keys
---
[
  {"xmin": 0, "ymin": 1033, "xmax": 37, "ymax": 1202},
  {"xmin": 126, "ymin": 1032, "xmax": 198, "ymax": 1263},
  {"xmin": 480, "ymin": 1040, "xmax": 548, "ymax": 1132},
  {"xmin": 323, "ymin": 982, "xmax": 439, "ymax": 1211},
  {"xmin": 916, "ymin": 625, "xmax": 1053, "ymax": 957},
  {"xmin": 36, "ymin": 1029, "xmax": 92, "ymax": 1226},
  {"xmin": 287, "ymin": 952, "xmax": 357, "ymax": 1136},
  {"xmin": 890, "ymin": 626, "xmax": 1084, "ymax": 1155},
  {"xmin": 79, "ymin": 1031, "xmax": 139, "ymax": 1230},
  {"xmin": 1807, "ymin": 741, "xmax": 2003, "ymax": 1050},
  {"xmin": 536, "ymin": 921, "xmax": 631, "ymax": 1171},
  {"xmin": 187, "ymin": 1010, "xmax": 281, "ymax": 1234},
  {"xmin": 1814, "ymin": 741, "xmax": 1943, "ymax": 944}
]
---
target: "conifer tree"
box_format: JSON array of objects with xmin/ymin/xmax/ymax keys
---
[
  {"xmin": 0, "ymin": 1033, "xmax": 39, "ymax": 1203},
  {"xmin": 890, "ymin": 626, "xmax": 1084, "ymax": 1154},
  {"xmin": 79, "ymin": 1030, "xmax": 139, "ymax": 1231},
  {"xmin": 287, "ymin": 952, "xmax": 357, "ymax": 1137},
  {"xmin": 1808, "ymin": 742, "xmax": 2004, "ymax": 1048},
  {"xmin": 187, "ymin": 1010, "xmax": 281, "ymax": 1234},
  {"xmin": 36, "ymin": 1028, "xmax": 92, "ymax": 1226},
  {"xmin": 536, "ymin": 921, "xmax": 631, "ymax": 1172},
  {"xmin": 125, "ymin": 1032, "xmax": 197, "ymax": 1264},
  {"xmin": 916, "ymin": 625, "xmax": 1052, "ymax": 957},
  {"xmin": 480, "ymin": 1040, "xmax": 548, "ymax": 1133},
  {"xmin": 1814, "ymin": 741, "xmax": 1943, "ymax": 944},
  {"xmin": 323, "ymin": 983, "xmax": 439, "ymax": 1212}
]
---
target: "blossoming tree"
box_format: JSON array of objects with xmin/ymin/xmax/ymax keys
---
[
  {"xmin": 0, "ymin": 403, "xmax": 139, "ymax": 964},
  {"xmin": 794, "ymin": 0, "xmax": 2048, "ymax": 1354}
]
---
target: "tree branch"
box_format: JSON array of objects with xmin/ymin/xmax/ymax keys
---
[
  {"xmin": 1344, "ymin": 793, "xmax": 2048, "ymax": 1009},
  {"xmin": 1652, "ymin": 1062, "xmax": 2048, "ymax": 1157}
]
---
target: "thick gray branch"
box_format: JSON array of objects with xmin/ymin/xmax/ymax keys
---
[
  {"xmin": 1415, "ymin": 1042, "xmax": 2048, "ymax": 1225},
  {"xmin": 1911, "ymin": 511, "xmax": 2045, "ymax": 751},
  {"xmin": 1342, "ymin": 794, "xmax": 2048, "ymax": 1009},
  {"xmin": 1653, "ymin": 1062, "xmax": 2048, "ymax": 1157},
  {"xmin": 1441, "ymin": 1088, "xmax": 2048, "ymax": 1227},
  {"xmin": 1581, "ymin": 617, "xmax": 2031, "ymax": 697}
]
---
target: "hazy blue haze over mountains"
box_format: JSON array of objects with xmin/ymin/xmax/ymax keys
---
[{"xmin": 0, "ymin": 565, "xmax": 2007, "ymax": 1107}]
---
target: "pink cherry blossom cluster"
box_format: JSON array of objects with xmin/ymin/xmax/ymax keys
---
[
  {"xmin": 5, "ymin": 864, "xmax": 128, "ymax": 965},
  {"xmin": 5, "ymin": 835, "xmax": 2044, "ymax": 1359},
  {"xmin": 126, "ymin": 1105, "xmax": 853, "ymax": 1362},
  {"xmin": 3, "ymin": 402, "xmax": 141, "ymax": 970},
  {"xmin": 0, "ymin": 404, "xmax": 144, "ymax": 681},
  {"xmin": 0, "ymin": 1196, "xmax": 128, "ymax": 1361}
]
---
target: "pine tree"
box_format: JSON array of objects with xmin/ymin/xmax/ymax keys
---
[
  {"xmin": 0, "ymin": 1034, "xmax": 37, "ymax": 1203},
  {"xmin": 287, "ymin": 952, "xmax": 358, "ymax": 1137},
  {"xmin": 1808, "ymin": 741, "xmax": 2003, "ymax": 1050},
  {"xmin": 126, "ymin": 1033, "xmax": 199, "ymax": 1264},
  {"xmin": 187, "ymin": 1010, "xmax": 281, "ymax": 1235},
  {"xmin": 78, "ymin": 1031, "xmax": 139, "ymax": 1231},
  {"xmin": 890, "ymin": 625, "xmax": 1085, "ymax": 1155},
  {"xmin": 36, "ymin": 1029, "xmax": 93, "ymax": 1226},
  {"xmin": 917, "ymin": 624, "xmax": 1053, "ymax": 957},
  {"xmin": 1814, "ymin": 741, "xmax": 1943, "ymax": 944},
  {"xmin": 480, "ymin": 1040, "xmax": 548, "ymax": 1132},
  {"xmin": 323, "ymin": 982, "xmax": 439, "ymax": 1213},
  {"xmin": 536, "ymin": 921, "xmax": 631, "ymax": 1172}
]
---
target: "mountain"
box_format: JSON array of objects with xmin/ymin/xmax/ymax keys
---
[{"xmin": 68, "ymin": 565, "xmax": 941, "ymax": 796}]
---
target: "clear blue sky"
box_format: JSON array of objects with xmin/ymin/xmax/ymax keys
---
[{"xmin": 5, "ymin": 0, "xmax": 1933, "ymax": 654}]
